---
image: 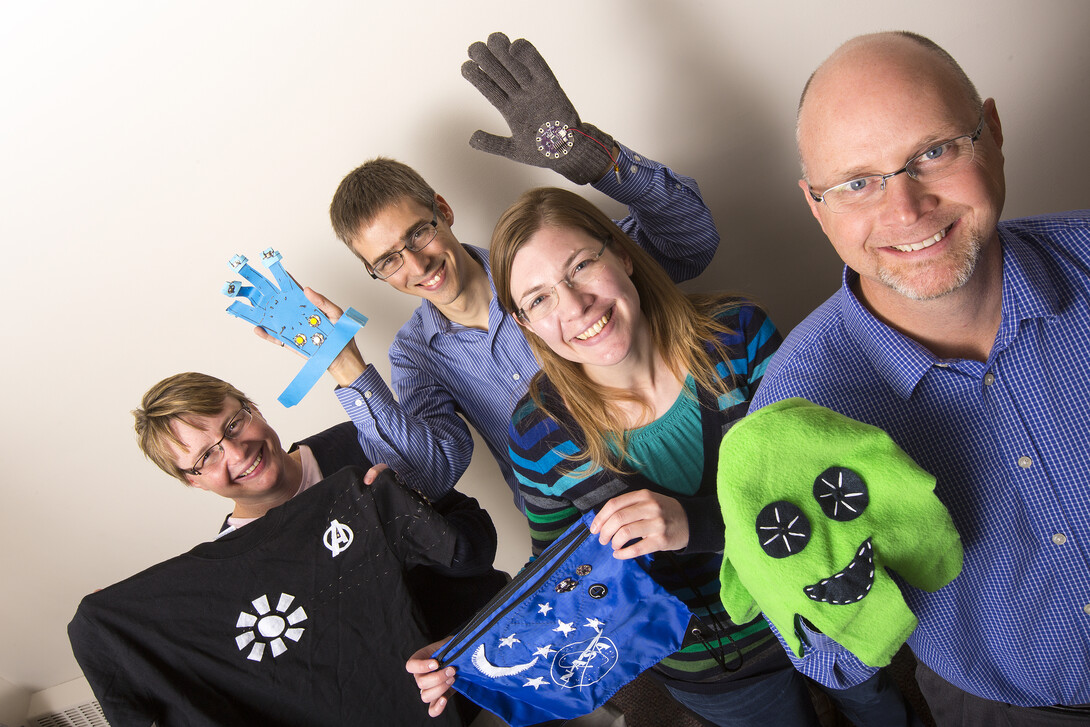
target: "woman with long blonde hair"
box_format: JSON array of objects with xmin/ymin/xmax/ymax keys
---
[{"xmin": 487, "ymin": 187, "xmax": 820, "ymax": 727}]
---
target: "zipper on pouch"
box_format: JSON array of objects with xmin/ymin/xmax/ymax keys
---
[{"xmin": 435, "ymin": 524, "xmax": 591, "ymax": 666}]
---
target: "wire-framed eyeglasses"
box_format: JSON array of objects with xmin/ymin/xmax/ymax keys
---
[
  {"xmin": 808, "ymin": 112, "xmax": 986, "ymax": 214},
  {"xmin": 367, "ymin": 203, "xmax": 439, "ymax": 279},
  {"xmin": 515, "ymin": 240, "xmax": 609, "ymax": 324},
  {"xmin": 184, "ymin": 405, "xmax": 253, "ymax": 476}
]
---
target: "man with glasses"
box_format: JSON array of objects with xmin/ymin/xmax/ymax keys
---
[
  {"xmin": 133, "ymin": 373, "xmax": 302, "ymax": 526},
  {"xmin": 72, "ymin": 372, "xmax": 506, "ymax": 724},
  {"xmin": 131, "ymin": 371, "xmax": 504, "ymax": 617},
  {"xmin": 750, "ymin": 31, "xmax": 1090, "ymax": 725},
  {"xmin": 286, "ymin": 32, "xmax": 719, "ymax": 510}
]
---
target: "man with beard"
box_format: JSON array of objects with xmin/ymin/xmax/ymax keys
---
[{"xmin": 751, "ymin": 31, "xmax": 1090, "ymax": 726}]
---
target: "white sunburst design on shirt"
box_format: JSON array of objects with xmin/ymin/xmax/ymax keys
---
[{"xmin": 235, "ymin": 593, "xmax": 307, "ymax": 662}]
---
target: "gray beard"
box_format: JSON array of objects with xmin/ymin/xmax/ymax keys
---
[{"xmin": 877, "ymin": 233, "xmax": 983, "ymax": 302}]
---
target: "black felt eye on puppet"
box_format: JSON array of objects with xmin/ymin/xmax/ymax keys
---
[
  {"xmin": 813, "ymin": 466, "xmax": 869, "ymax": 522},
  {"xmin": 755, "ymin": 501, "xmax": 811, "ymax": 558}
]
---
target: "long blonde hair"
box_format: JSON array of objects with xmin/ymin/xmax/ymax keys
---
[{"xmin": 491, "ymin": 187, "xmax": 740, "ymax": 473}]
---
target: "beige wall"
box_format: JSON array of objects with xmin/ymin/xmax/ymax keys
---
[
  {"xmin": 0, "ymin": 676, "xmax": 30, "ymax": 727},
  {"xmin": 1, "ymin": 0, "xmax": 1087, "ymax": 716}
]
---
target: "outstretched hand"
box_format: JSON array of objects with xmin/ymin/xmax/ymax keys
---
[
  {"xmin": 590, "ymin": 490, "xmax": 690, "ymax": 559},
  {"xmin": 461, "ymin": 31, "xmax": 614, "ymax": 185}
]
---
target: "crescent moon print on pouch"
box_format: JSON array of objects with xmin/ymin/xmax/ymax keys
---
[{"xmin": 471, "ymin": 644, "xmax": 540, "ymax": 678}]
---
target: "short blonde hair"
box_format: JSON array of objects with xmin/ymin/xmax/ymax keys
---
[{"xmin": 133, "ymin": 372, "xmax": 254, "ymax": 484}]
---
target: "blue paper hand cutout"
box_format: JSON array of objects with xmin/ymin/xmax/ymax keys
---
[{"xmin": 222, "ymin": 248, "xmax": 368, "ymax": 407}]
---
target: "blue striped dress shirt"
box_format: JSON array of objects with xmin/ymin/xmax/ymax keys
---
[
  {"xmin": 335, "ymin": 145, "xmax": 719, "ymax": 509},
  {"xmin": 751, "ymin": 211, "xmax": 1090, "ymax": 707}
]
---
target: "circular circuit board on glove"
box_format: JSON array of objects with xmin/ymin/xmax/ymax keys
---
[{"xmin": 536, "ymin": 120, "xmax": 575, "ymax": 159}]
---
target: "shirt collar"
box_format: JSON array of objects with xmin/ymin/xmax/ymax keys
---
[
  {"xmin": 839, "ymin": 271, "xmax": 936, "ymax": 400},
  {"xmin": 993, "ymin": 224, "xmax": 1059, "ymax": 351},
  {"xmin": 839, "ymin": 230, "xmax": 1059, "ymax": 399},
  {"xmin": 417, "ymin": 244, "xmax": 501, "ymax": 342}
]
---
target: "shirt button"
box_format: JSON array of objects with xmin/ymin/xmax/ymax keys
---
[
  {"xmin": 633, "ymin": 155, "xmax": 642, "ymax": 162},
  {"xmin": 364, "ymin": 390, "xmax": 373, "ymax": 399},
  {"xmin": 354, "ymin": 399, "xmax": 363, "ymax": 407},
  {"xmin": 1052, "ymin": 533, "xmax": 1067, "ymax": 545},
  {"xmin": 1084, "ymin": 604, "xmax": 1090, "ymax": 616},
  {"xmin": 512, "ymin": 373, "xmax": 520, "ymax": 381},
  {"xmin": 629, "ymin": 164, "xmax": 638, "ymax": 174},
  {"xmin": 1018, "ymin": 456, "xmax": 1032, "ymax": 469},
  {"xmin": 984, "ymin": 373, "xmax": 995, "ymax": 386},
  {"xmin": 675, "ymin": 183, "xmax": 683, "ymax": 190}
]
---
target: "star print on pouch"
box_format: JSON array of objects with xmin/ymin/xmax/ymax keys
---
[{"xmin": 432, "ymin": 512, "xmax": 690, "ymax": 727}]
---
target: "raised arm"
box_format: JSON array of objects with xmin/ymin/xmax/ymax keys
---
[
  {"xmin": 261, "ymin": 287, "xmax": 472, "ymax": 500},
  {"xmin": 335, "ymin": 332, "xmax": 474, "ymax": 501},
  {"xmin": 595, "ymin": 144, "xmax": 719, "ymax": 283},
  {"xmin": 463, "ymin": 32, "xmax": 720, "ymax": 283}
]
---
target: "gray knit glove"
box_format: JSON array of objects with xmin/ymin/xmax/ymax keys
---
[{"xmin": 461, "ymin": 32, "xmax": 615, "ymax": 185}]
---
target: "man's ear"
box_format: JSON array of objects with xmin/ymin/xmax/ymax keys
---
[
  {"xmin": 982, "ymin": 97, "xmax": 1003, "ymax": 150},
  {"xmin": 435, "ymin": 194, "xmax": 454, "ymax": 228},
  {"xmin": 799, "ymin": 179, "xmax": 824, "ymax": 225},
  {"xmin": 185, "ymin": 474, "xmax": 206, "ymax": 490},
  {"xmin": 798, "ymin": 179, "xmax": 833, "ymax": 239}
]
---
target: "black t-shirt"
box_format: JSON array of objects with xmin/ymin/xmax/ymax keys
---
[{"xmin": 69, "ymin": 467, "xmax": 477, "ymax": 727}]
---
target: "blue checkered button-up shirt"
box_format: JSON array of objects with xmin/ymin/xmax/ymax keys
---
[{"xmin": 752, "ymin": 211, "xmax": 1090, "ymax": 707}]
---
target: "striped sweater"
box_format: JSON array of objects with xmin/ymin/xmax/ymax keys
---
[{"xmin": 508, "ymin": 302, "xmax": 787, "ymax": 691}]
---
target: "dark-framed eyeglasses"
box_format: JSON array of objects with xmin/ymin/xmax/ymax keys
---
[
  {"xmin": 516, "ymin": 240, "xmax": 609, "ymax": 324},
  {"xmin": 367, "ymin": 203, "xmax": 439, "ymax": 280},
  {"xmin": 808, "ymin": 112, "xmax": 987, "ymax": 214},
  {"xmin": 184, "ymin": 405, "xmax": 253, "ymax": 476}
]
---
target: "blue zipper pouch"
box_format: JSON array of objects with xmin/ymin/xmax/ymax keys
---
[{"xmin": 433, "ymin": 511, "xmax": 691, "ymax": 726}]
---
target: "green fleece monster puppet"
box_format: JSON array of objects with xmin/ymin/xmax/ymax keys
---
[{"xmin": 717, "ymin": 398, "xmax": 963, "ymax": 667}]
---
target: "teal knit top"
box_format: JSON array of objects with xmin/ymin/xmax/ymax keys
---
[{"xmin": 622, "ymin": 376, "xmax": 702, "ymax": 495}]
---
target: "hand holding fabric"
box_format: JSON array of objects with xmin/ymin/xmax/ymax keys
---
[
  {"xmin": 405, "ymin": 637, "xmax": 456, "ymax": 717},
  {"xmin": 591, "ymin": 489, "xmax": 689, "ymax": 558}
]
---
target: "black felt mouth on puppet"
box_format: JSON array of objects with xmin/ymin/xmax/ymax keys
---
[{"xmin": 803, "ymin": 538, "xmax": 875, "ymax": 605}]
